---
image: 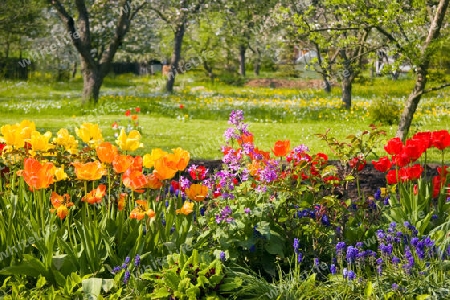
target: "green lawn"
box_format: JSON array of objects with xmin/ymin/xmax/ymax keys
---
[{"xmin": 0, "ymin": 74, "xmax": 449, "ymax": 161}]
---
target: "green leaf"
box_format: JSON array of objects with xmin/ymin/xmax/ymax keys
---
[
  {"xmin": 163, "ymin": 271, "xmax": 181, "ymax": 291},
  {"xmin": 364, "ymin": 281, "xmax": 373, "ymax": 297},
  {"xmin": 416, "ymin": 295, "xmax": 430, "ymax": 300},
  {"xmin": 151, "ymin": 287, "xmax": 172, "ymax": 299},
  {"xmin": 36, "ymin": 275, "xmax": 46, "ymax": 289},
  {"xmin": 82, "ymin": 278, "xmax": 102, "ymax": 298}
]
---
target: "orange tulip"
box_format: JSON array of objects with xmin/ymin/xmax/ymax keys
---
[
  {"xmin": 154, "ymin": 156, "xmax": 178, "ymax": 180},
  {"xmin": 185, "ymin": 184, "xmax": 208, "ymax": 202},
  {"xmin": 247, "ymin": 160, "xmax": 263, "ymax": 177},
  {"xmin": 49, "ymin": 192, "xmax": 73, "ymax": 220},
  {"xmin": 122, "ymin": 168, "xmax": 148, "ymax": 191},
  {"xmin": 72, "ymin": 160, "xmax": 106, "ymax": 181},
  {"xmin": 145, "ymin": 173, "xmax": 163, "ymax": 189},
  {"xmin": 273, "ymin": 140, "xmax": 290, "ymax": 157},
  {"xmin": 130, "ymin": 200, "xmax": 156, "ymax": 220},
  {"xmin": 96, "ymin": 142, "xmax": 118, "ymax": 164},
  {"xmin": 237, "ymin": 133, "xmax": 254, "ymax": 145},
  {"xmin": 118, "ymin": 193, "xmax": 127, "ymax": 211},
  {"xmin": 82, "ymin": 184, "xmax": 107, "ymax": 205},
  {"xmin": 176, "ymin": 201, "xmax": 194, "ymax": 215},
  {"xmin": 112, "ymin": 155, "xmax": 134, "ymax": 173},
  {"xmin": 20, "ymin": 158, "xmax": 55, "ymax": 190}
]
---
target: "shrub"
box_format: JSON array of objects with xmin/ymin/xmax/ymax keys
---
[{"xmin": 369, "ymin": 97, "xmax": 402, "ymax": 125}]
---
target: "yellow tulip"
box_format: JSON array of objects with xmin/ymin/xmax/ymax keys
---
[
  {"xmin": 168, "ymin": 147, "xmax": 190, "ymax": 171},
  {"xmin": 75, "ymin": 123, "xmax": 103, "ymax": 147},
  {"xmin": 28, "ymin": 131, "xmax": 53, "ymax": 154},
  {"xmin": 0, "ymin": 124, "xmax": 25, "ymax": 148},
  {"xmin": 115, "ymin": 129, "xmax": 143, "ymax": 152},
  {"xmin": 53, "ymin": 128, "xmax": 79, "ymax": 154},
  {"xmin": 176, "ymin": 201, "xmax": 194, "ymax": 215},
  {"xmin": 18, "ymin": 120, "xmax": 36, "ymax": 140},
  {"xmin": 143, "ymin": 148, "xmax": 168, "ymax": 168},
  {"xmin": 54, "ymin": 164, "xmax": 68, "ymax": 181}
]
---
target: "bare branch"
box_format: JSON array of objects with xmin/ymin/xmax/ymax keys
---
[{"xmin": 423, "ymin": 82, "xmax": 450, "ymax": 94}]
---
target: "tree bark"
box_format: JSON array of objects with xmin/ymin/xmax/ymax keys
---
[
  {"xmin": 396, "ymin": 0, "xmax": 450, "ymax": 140},
  {"xmin": 253, "ymin": 49, "xmax": 261, "ymax": 76},
  {"xmin": 166, "ymin": 22, "xmax": 186, "ymax": 93},
  {"xmin": 81, "ymin": 59, "xmax": 103, "ymax": 105},
  {"xmin": 342, "ymin": 72, "xmax": 352, "ymax": 109},
  {"xmin": 239, "ymin": 44, "xmax": 246, "ymax": 77},
  {"xmin": 396, "ymin": 66, "xmax": 428, "ymax": 140}
]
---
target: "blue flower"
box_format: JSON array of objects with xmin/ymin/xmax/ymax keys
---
[
  {"xmin": 124, "ymin": 256, "xmax": 130, "ymax": 264},
  {"xmin": 293, "ymin": 238, "xmax": 299, "ymax": 251},
  {"xmin": 134, "ymin": 254, "xmax": 140, "ymax": 267},
  {"xmin": 347, "ymin": 270, "xmax": 356, "ymax": 280},
  {"xmin": 392, "ymin": 256, "xmax": 400, "ymax": 265},
  {"xmin": 355, "ymin": 242, "xmax": 364, "ymax": 248},
  {"xmin": 392, "ymin": 283, "xmax": 399, "ymax": 290},
  {"xmin": 376, "ymin": 257, "xmax": 383, "ymax": 265},
  {"xmin": 336, "ymin": 241, "xmax": 346, "ymax": 255},
  {"xmin": 343, "ymin": 268, "xmax": 348, "ymax": 279},
  {"xmin": 346, "ymin": 246, "xmax": 359, "ymax": 263},
  {"xmin": 330, "ymin": 264, "xmax": 337, "ymax": 275},
  {"xmin": 220, "ymin": 251, "xmax": 226, "ymax": 262},
  {"xmin": 297, "ymin": 252, "xmax": 303, "ymax": 263},
  {"xmin": 123, "ymin": 270, "xmax": 131, "ymax": 284},
  {"xmin": 314, "ymin": 258, "xmax": 319, "ymax": 266}
]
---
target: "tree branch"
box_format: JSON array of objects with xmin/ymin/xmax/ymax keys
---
[
  {"xmin": 423, "ymin": 82, "xmax": 450, "ymax": 94},
  {"xmin": 375, "ymin": 25, "xmax": 405, "ymax": 53}
]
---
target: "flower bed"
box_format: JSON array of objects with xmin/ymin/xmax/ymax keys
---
[{"xmin": 0, "ymin": 112, "xmax": 449, "ymax": 299}]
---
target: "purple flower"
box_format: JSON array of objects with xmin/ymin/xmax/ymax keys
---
[
  {"xmin": 297, "ymin": 252, "xmax": 303, "ymax": 263},
  {"xmin": 411, "ymin": 237, "xmax": 419, "ymax": 247},
  {"xmin": 374, "ymin": 189, "xmax": 381, "ymax": 200},
  {"xmin": 179, "ymin": 176, "xmax": 191, "ymax": 190},
  {"xmin": 220, "ymin": 251, "xmax": 226, "ymax": 262},
  {"xmin": 228, "ymin": 110, "xmax": 245, "ymax": 126},
  {"xmin": 392, "ymin": 256, "xmax": 400, "ymax": 265},
  {"xmin": 336, "ymin": 242, "xmax": 346, "ymax": 255},
  {"xmin": 347, "ymin": 270, "xmax": 356, "ymax": 280},
  {"xmin": 376, "ymin": 229, "xmax": 385, "ymax": 240},
  {"xmin": 123, "ymin": 270, "xmax": 131, "ymax": 284},
  {"xmin": 314, "ymin": 258, "xmax": 319, "ymax": 266},
  {"xmin": 355, "ymin": 242, "xmax": 364, "ymax": 248},
  {"xmin": 330, "ymin": 264, "xmax": 337, "ymax": 275},
  {"xmin": 124, "ymin": 256, "xmax": 130, "ymax": 264},
  {"xmin": 244, "ymin": 208, "xmax": 251, "ymax": 214},
  {"xmin": 376, "ymin": 257, "xmax": 383, "ymax": 265},
  {"xmin": 392, "ymin": 283, "xmax": 399, "ymax": 290},
  {"xmin": 134, "ymin": 254, "xmax": 140, "ymax": 267},
  {"xmin": 112, "ymin": 266, "xmax": 121, "ymax": 274},
  {"xmin": 293, "ymin": 238, "xmax": 299, "ymax": 253},
  {"xmin": 121, "ymin": 263, "xmax": 127, "ymax": 269},
  {"xmin": 346, "ymin": 246, "xmax": 359, "ymax": 263}
]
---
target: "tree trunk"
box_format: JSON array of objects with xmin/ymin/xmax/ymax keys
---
[
  {"xmin": 253, "ymin": 49, "xmax": 261, "ymax": 76},
  {"xmin": 239, "ymin": 45, "xmax": 246, "ymax": 77},
  {"xmin": 396, "ymin": 66, "xmax": 428, "ymax": 140},
  {"xmin": 166, "ymin": 22, "xmax": 186, "ymax": 93},
  {"xmin": 342, "ymin": 74, "xmax": 352, "ymax": 109},
  {"xmin": 395, "ymin": 0, "xmax": 450, "ymax": 140},
  {"xmin": 203, "ymin": 60, "xmax": 214, "ymax": 84},
  {"xmin": 81, "ymin": 60, "xmax": 103, "ymax": 105}
]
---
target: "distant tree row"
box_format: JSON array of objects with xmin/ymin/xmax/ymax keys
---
[{"xmin": 1, "ymin": 0, "xmax": 450, "ymax": 139}]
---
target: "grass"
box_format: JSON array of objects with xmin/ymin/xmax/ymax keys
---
[{"xmin": 0, "ymin": 72, "xmax": 449, "ymax": 161}]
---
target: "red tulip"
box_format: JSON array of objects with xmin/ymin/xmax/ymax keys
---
[
  {"xmin": 384, "ymin": 137, "xmax": 403, "ymax": 156},
  {"xmin": 431, "ymin": 130, "xmax": 450, "ymax": 150},
  {"xmin": 372, "ymin": 156, "xmax": 392, "ymax": 172},
  {"xmin": 386, "ymin": 169, "xmax": 398, "ymax": 185},
  {"xmin": 412, "ymin": 131, "xmax": 432, "ymax": 150}
]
